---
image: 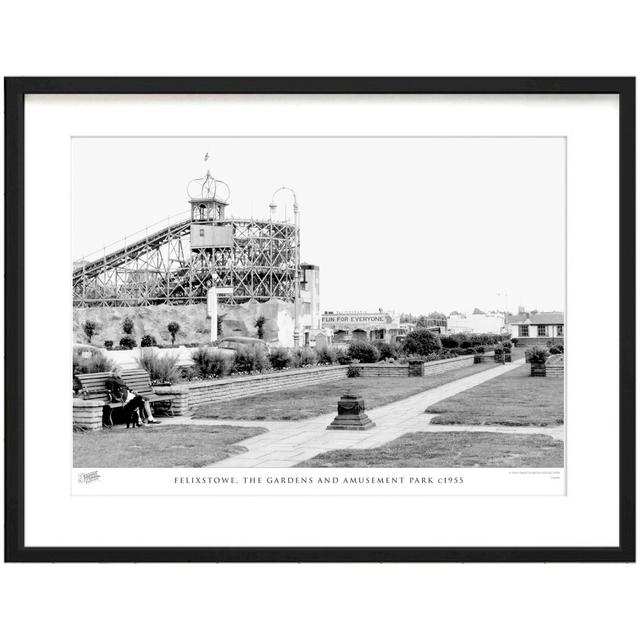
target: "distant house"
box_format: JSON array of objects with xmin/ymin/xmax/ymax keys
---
[
  {"xmin": 507, "ymin": 311, "xmax": 564, "ymax": 345},
  {"xmin": 447, "ymin": 311, "xmax": 505, "ymax": 335}
]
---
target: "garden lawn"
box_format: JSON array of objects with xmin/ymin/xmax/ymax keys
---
[
  {"xmin": 74, "ymin": 423, "xmax": 267, "ymax": 468},
  {"xmin": 297, "ymin": 431, "xmax": 563, "ymax": 468},
  {"xmin": 428, "ymin": 362, "xmax": 563, "ymax": 426},
  {"xmin": 194, "ymin": 361, "xmax": 501, "ymax": 421}
]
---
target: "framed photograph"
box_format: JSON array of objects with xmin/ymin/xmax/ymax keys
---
[{"xmin": 4, "ymin": 77, "xmax": 635, "ymax": 562}]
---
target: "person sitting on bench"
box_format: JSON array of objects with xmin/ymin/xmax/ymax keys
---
[
  {"xmin": 122, "ymin": 385, "xmax": 160, "ymax": 424},
  {"xmin": 107, "ymin": 376, "xmax": 160, "ymax": 425}
]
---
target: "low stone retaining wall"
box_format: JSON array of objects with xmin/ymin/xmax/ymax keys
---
[
  {"xmin": 419, "ymin": 355, "xmax": 477, "ymax": 377},
  {"xmin": 154, "ymin": 386, "xmax": 191, "ymax": 415},
  {"xmin": 516, "ymin": 337, "xmax": 564, "ymax": 347},
  {"xmin": 545, "ymin": 364, "xmax": 564, "ymax": 377},
  {"xmin": 544, "ymin": 354, "xmax": 564, "ymax": 378},
  {"xmin": 355, "ymin": 353, "xmax": 491, "ymax": 379},
  {"xmin": 73, "ymin": 399, "xmax": 104, "ymax": 430},
  {"xmin": 356, "ymin": 364, "xmax": 408, "ymax": 377},
  {"xmin": 165, "ymin": 365, "xmax": 349, "ymax": 413}
]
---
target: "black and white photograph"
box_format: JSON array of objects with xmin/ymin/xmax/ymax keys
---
[{"xmin": 71, "ymin": 136, "xmax": 566, "ymax": 475}]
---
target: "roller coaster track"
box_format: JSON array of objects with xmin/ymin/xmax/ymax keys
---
[
  {"xmin": 73, "ymin": 218, "xmax": 191, "ymax": 284},
  {"xmin": 73, "ymin": 214, "xmax": 299, "ymax": 307}
]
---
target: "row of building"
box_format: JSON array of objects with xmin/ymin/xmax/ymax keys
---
[{"xmin": 313, "ymin": 308, "xmax": 564, "ymax": 346}]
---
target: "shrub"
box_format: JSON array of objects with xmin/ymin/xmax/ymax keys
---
[
  {"xmin": 82, "ymin": 320, "xmax": 99, "ymax": 344},
  {"xmin": 372, "ymin": 340, "xmax": 398, "ymax": 360},
  {"xmin": 494, "ymin": 346, "xmax": 504, "ymax": 356},
  {"xmin": 269, "ymin": 347, "xmax": 293, "ymax": 370},
  {"xmin": 293, "ymin": 347, "xmax": 318, "ymax": 367},
  {"xmin": 180, "ymin": 366, "xmax": 198, "ymax": 382},
  {"xmin": 233, "ymin": 345, "xmax": 269, "ymax": 374},
  {"xmin": 549, "ymin": 345, "xmax": 563, "ymax": 355},
  {"xmin": 140, "ymin": 334, "xmax": 157, "ymax": 347},
  {"xmin": 119, "ymin": 335, "xmax": 137, "ymax": 349},
  {"xmin": 402, "ymin": 329, "xmax": 442, "ymax": 356},
  {"xmin": 346, "ymin": 364, "xmax": 361, "ymax": 378},
  {"xmin": 502, "ymin": 341, "xmax": 512, "ymax": 350},
  {"xmin": 441, "ymin": 334, "xmax": 461, "ymax": 349},
  {"xmin": 474, "ymin": 346, "xmax": 485, "ymax": 353},
  {"xmin": 460, "ymin": 340, "xmax": 473, "ymax": 349},
  {"xmin": 336, "ymin": 352, "xmax": 352, "ymax": 365},
  {"xmin": 103, "ymin": 340, "xmax": 113, "ymax": 350},
  {"xmin": 191, "ymin": 346, "xmax": 234, "ymax": 379},
  {"xmin": 527, "ymin": 346, "xmax": 549, "ymax": 364},
  {"xmin": 315, "ymin": 344, "xmax": 338, "ymax": 364},
  {"xmin": 347, "ymin": 342, "xmax": 380, "ymax": 363},
  {"xmin": 121, "ymin": 316, "xmax": 135, "ymax": 335},
  {"xmin": 73, "ymin": 350, "xmax": 115, "ymax": 375},
  {"xmin": 137, "ymin": 351, "xmax": 180, "ymax": 385},
  {"xmin": 167, "ymin": 321, "xmax": 180, "ymax": 345},
  {"xmin": 511, "ymin": 337, "xmax": 519, "ymax": 347}
]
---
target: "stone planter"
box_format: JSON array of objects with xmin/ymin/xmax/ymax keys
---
[
  {"xmin": 408, "ymin": 359, "xmax": 425, "ymax": 376},
  {"xmin": 530, "ymin": 362, "xmax": 546, "ymax": 377}
]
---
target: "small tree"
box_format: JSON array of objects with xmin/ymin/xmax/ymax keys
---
[
  {"xmin": 254, "ymin": 315, "xmax": 266, "ymax": 340},
  {"xmin": 402, "ymin": 329, "xmax": 442, "ymax": 356},
  {"xmin": 217, "ymin": 314, "xmax": 225, "ymax": 337},
  {"xmin": 140, "ymin": 334, "xmax": 157, "ymax": 347},
  {"xmin": 347, "ymin": 342, "xmax": 380, "ymax": 363},
  {"xmin": 167, "ymin": 321, "xmax": 180, "ymax": 345},
  {"xmin": 372, "ymin": 340, "xmax": 398, "ymax": 360},
  {"xmin": 82, "ymin": 320, "xmax": 98, "ymax": 344},
  {"xmin": 122, "ymin": 316, "xmax": 135, "ymax": 335},
  {"xmin": 119, "ymin": 335, "xmax": 137, "ymax": 350}
]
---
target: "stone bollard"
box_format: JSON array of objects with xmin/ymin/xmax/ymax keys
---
[{"xmin": 327, "ymin": 393, "xmax": 376, "ymax": 430}]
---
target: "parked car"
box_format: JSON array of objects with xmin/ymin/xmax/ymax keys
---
[{"xmin": 217, "ymin": 336, "xmax": 269, "ymax": 353}]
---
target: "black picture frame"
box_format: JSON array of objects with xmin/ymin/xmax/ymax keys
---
[{"xmin": 4, "ymin": 77, "xmax": 635, "ymax": 563}]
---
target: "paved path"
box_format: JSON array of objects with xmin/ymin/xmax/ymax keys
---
[{"xmin": 188, "ymin": 358, "xmax": 563, "ymax": 468}]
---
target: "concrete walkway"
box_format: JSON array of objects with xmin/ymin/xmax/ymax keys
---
[{"xmin": 186, "ymin": 358, "xmax": 564, "ymax": 468}]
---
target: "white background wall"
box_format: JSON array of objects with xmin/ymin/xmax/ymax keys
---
[{"xmin": 1, "ymin": 2, "xmax": 638, "ymax": 640}]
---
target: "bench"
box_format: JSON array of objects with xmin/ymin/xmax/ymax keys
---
[
  {"xmin": 119, "ymin": 369, "xmax": 179, "ymax": 415},
  {"xmin": 74, "ymin": 372, "xmax": 124, "ymax": 426}
]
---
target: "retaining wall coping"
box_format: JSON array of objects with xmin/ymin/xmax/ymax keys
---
[
  {"xmin": 172, "ymin": 364, "xmax": 348, "ymax": 392},
  {"xmin": 73, "ymin": 398, "xmax": 106, "ymax": 408}
]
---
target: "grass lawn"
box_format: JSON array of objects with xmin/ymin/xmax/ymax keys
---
[
  {"xmin": 194, "ymin": 361, "xmax": 501, "ymax": 421},
  {"xmin": 428, "ymin": 362, "xmax": 563, "ymax": 426},
  {"xmin": 297, "ymin": 431, "xmax": 564, "ymax": 468},
  {"xmin": 74, "ymin": 423, "xmax": 267, "ymax": 468}
]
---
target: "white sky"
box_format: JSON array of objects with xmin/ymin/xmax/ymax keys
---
[{"xmin": 72, "ymin": 137, "xmax": 565, "ymax": 315}]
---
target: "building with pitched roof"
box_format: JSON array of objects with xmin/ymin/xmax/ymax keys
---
[{"xmin": 507, "ymin": 311, "xmax": 564, "ymax": 345}]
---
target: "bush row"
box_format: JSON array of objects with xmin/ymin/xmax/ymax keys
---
[{"xmin": 440, "ymin": 332, "xmax": 511, "ymax": 349}]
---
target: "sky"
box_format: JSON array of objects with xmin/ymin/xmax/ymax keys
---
[{"xmin": 72, "ymin": 137, "xmax": 565, "ymax": 315}]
